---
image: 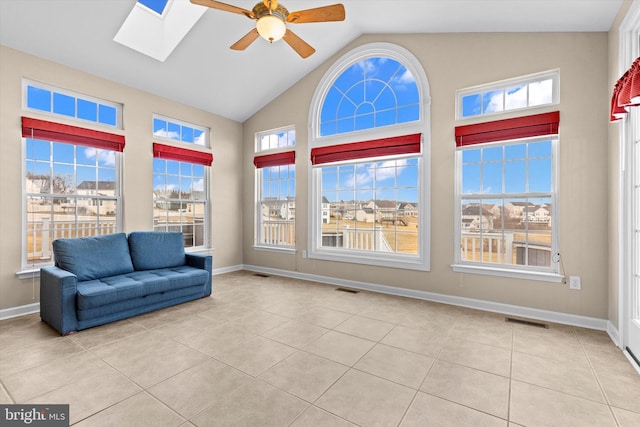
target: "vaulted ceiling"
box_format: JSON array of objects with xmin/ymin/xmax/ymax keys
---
[{"xmin": 0, "ymin": 0, "xmax": 623, "ymax": 122}]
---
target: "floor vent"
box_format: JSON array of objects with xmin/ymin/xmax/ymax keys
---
[
  {"xmin": 253, "ymin": 273, "xmax": 270, "ymax": 278},
  {"xmin": 505, "ymin": 317, "xmax": 548, "ymax": 329},
  {"xmin": 335, "ymin": 287, "xmax": 359, "ymax": 294}
]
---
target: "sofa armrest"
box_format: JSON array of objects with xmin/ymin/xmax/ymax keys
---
[
  {"xmin": 40, "ymin": 266, "xmax": 79, "ymax": 335},
  {"xmin": 185, "ymin": 253, "xmax": 213, "ymax": 296}
]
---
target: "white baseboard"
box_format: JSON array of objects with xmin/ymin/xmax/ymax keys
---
[
  {"xmin": 243, "ymin": 264, "xmax": 610, "ymax": 331},
  {"xmin": 213, "ymin": 264, "xmax": 244, "ymax": 275},
  {"xmin": 607, "ymin": 321, "xmax": 621, "ymax": 347},
  {"xmin": 0, "ymin": 302, "xmax": 40, "ymax": 321}
]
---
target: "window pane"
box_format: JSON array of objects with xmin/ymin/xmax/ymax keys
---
[
  {"xmin": 98, "ymin": 104, "xmax": 117, "ymax": 126},
  {"xmin": 27, "ymin": 86, "xmax": 51, "ymax": 112},
  {"xmin": 193, "ymin": 129, "xmax": 205, "ymax": 146},
  {"xmin": 53, "ymin": 92, "xmax": 76, "ymax": 117},
  {"xmin": 26, "ymin": 138, "xmax": 50, "ymax": 161},
  {"xmin": 77, "ymin": 99, "xmax": 98, "ymax": 122},
  {"xmin": 153, "ymin": 118, "xmax": 168, "ymax": 137},
  {"xmin": 483, "ymin": 89, "xmax": 503, "ymax": 114},
  {"xmin": 462, "ymin": 94, "xmax": 481, "ymax": 117},
  {"xmin": 167, "ymin": 122, "xmax": 181, "ymax": 140},
  {"xmin": 182, "ymin": 126, "xmax": 194, "ymax": 143},
  {"xmin": 483, "ymin": 146, "xmax": 502, "ymax": 162},
  {"xmin": 462, "ymin": 164, "xmax": 481, "ymax": 194},
  {"xmin": 528, "ymin": 158, "xmax": 552, "ymax": 192},
  {"xmin": 529, "ymin": 79, "xmax": 553, "ymax": 106},
  {"xmin": 529, "ymin": 140, "xmax": 552, "ymax": 157},
  {"xmin": 482, "ymin": 162, "xmax": 502, "ymax": 194},
  {"xmin": 505, "ymin": 160, "xmax": 526, "ymax": 193},
  {"xmin": 53, "ymin": 142, "xmax": 74, "ymax": 164},
  {"xmin": 505, "ymin": 84, "xmax": 527, "ymax": 110},
  {"xmin": 505, "ymin": 144, "xmax": 526, "ymax": 160},
  {"xmin": 167, "ymin": 160, "xmax": 179, "ymax": 175}
]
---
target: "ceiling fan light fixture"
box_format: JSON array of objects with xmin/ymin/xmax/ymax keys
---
[{"xmin": 256, "ymin": 15, "xmax": 286, "ymax": 43}]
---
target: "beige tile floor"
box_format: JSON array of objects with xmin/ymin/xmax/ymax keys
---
[{"xmin": 1, "ymin": 270, "xmax": 639, "ymax": 426}]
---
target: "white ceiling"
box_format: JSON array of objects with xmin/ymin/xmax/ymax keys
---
[{"xmin": 0, "ymin": 0, "xmax": 624, "ymax": 123}]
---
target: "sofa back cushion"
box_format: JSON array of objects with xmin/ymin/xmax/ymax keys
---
[
  {"xmin": 128, "ymin": 231, "xmax": 186, "ymax": 271},
  {"xmin": 53, "ymin": 233, "xmax": 135, "ymax": 281}
]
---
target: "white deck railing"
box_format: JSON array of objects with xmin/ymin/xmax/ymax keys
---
[
  {"xmin": 260, "ymin": 220, "xmax": 295, "ymax": 246},
  {"xmin": 461, "ymin": 231, "xmax": 514, "ymax": 264},
  {"xmin": 342, "ymin": 225, "xmax": 392, "ymax": 252},
  {"xmin": 28, "ymin": 217, "xmax": 117, "ymax": 260}
]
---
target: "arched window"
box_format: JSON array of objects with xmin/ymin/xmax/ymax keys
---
[{"xmin": 308, "ymin": 43, "xmax": 430, "ymax": 271}]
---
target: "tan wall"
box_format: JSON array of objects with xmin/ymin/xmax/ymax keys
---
[
  {"xmin": 0, "ymin": 45, "xmax": 243, "ymax": 311},
  {"xmin": 243, "ymin": 32, "xmax": 612, "ymax": 320}
]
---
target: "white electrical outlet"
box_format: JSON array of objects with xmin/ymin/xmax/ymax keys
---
[{"xmin": 569, "ymin": 276, "xmax": 581, "ymax": 290}]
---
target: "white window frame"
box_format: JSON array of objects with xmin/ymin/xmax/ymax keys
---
[
  {"xmin": 451, "ymin": 136, "xmax": 562, "ymax": 283},
  {"xmin": 152, "ymin": 115, "xmax": 211, "ymax": 252},
  {"xmin": 254, "ymin": 125, "xmax": 296, "ymax": 253},
  {"xmin": 456, "ymin": 70, "xmax": 560, "ymax": 121},
  {"xmin": 153, "ymin": 113, "xmax": 210, "ymax": 148},
  {"xmin": 308, "ymin": 42, "xmax": 431, "ymax": 271},
  {"xmin": 20, "ymin": 81, "xmax": 124, "ymax": 276},
  {"xmin": 22, "ymin": 79, "xmax": 123, "ymax": 129}
]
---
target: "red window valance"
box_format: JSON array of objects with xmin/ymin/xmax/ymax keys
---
[
  {"xmin": 153, "ymin": 143, "xmax": 213, "ymax": 166},
  {"xmin": 610, "ymin": 56, "xmax": 640, "ymax": 121},
  {"xmin": 455, "ymin": 111, "xmax": 560, "ymax": 147},
  {"xmin": 22, "ymin": 116, "xmax": 125, "ymax": 152},
  {"xmin": 253, "ymin": 151, "xmax": 295, "ymax": 168},
  {"xmin": 310, "ymin": 133, "xmax": 421, "ymax": 165}
]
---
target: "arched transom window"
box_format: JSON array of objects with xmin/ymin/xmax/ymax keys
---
[{"xmin": 320, "ymin": 57, "xmax": 420, "ymax": 136}]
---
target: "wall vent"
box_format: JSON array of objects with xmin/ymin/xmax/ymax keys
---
[{"xmin": 505, "ymin": 317, "xmax": 548, "ymax": 328}]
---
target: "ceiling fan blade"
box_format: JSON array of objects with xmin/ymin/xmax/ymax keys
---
[
  {"xmin": 230, "ymin": 28, "xmax": 260, "ymax": 50},
  {"xmin": 283, "ymin": 29, "xmax": 315, "ymax": 58},
  {"xmin": 287, "ymin": 4, "xmax": 345, "ymax": 24},
  {"xmin": 190, "ymin": 0, "xmax": 255, "ymax": 19}
]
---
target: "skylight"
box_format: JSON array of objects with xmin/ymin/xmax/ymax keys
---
[
  {"xmin": 114, "ymin": 0, "xmax": 207, "ymax": 62},
  {"xmin": 138, "ymin": 0, "xmax": 170, "ymax": 15}
]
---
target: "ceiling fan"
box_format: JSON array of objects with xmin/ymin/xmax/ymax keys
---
[{"xmin": 190, "ymin": 0, "xmax": 345, "ymax": 58}]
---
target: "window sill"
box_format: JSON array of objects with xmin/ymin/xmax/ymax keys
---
[
  {"xmin": 451, "ymin": 263, "xmax": 564, "ymax": 283},
  {"xmin": 253, "ymin": 245, "xmax": 296, "ymax": 254},
  {"xmin": 309, "ymin": 249, "xmax": 429, "ymax": 271},
  {"xmin": 16, "ymin": 268, "xmax": 42, "ymax": 280}
]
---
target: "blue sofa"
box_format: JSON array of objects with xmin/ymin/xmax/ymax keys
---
[{"xmin": 40, "ymin": 231, "xmax": 212, "ymax": 335}]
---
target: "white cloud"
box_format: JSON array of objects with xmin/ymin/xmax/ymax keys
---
[
  {"xmin": 84, "ymin": 147, "xmax": 115, "ymax": 166},
  {"xmin": 484, "ymin": 91, "xmax": 503, "ymax": 114},
  {"xmin": 192, "ymin": 178, "xmax": 204, "ymax": 192},
  {"xmin": 194, "ymin": 131, "xmax": 206, "ymax": 146},
  {"xmin": 529, "ymin": 79, "xmax": 553, "ymax": 106},
  {"xmin": 154, "ymin": 129, "xmax": 180, "ymax": 140},
  {"xmin": 344, "ymin": 159, "xmax": 408, "ymax": 188},
  {"xmin": 393, "ymin": 69, "xmax": 415, "ymax": 87},
  {"xmin": 505, "ymin": 85, "xmax": 527, "ymax": 110}
]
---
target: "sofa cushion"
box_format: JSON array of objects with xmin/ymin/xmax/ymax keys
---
[
  {"xmin": 53, "ymin": 233, "xmax": 134, "ymax": 281},
  {"xmin": 128, "ymin": 232, "xmax": 186, "ymax": 271},
  {"xmin": 76, "ymin": 267, "xmax": 210, "ymax": 310}
]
